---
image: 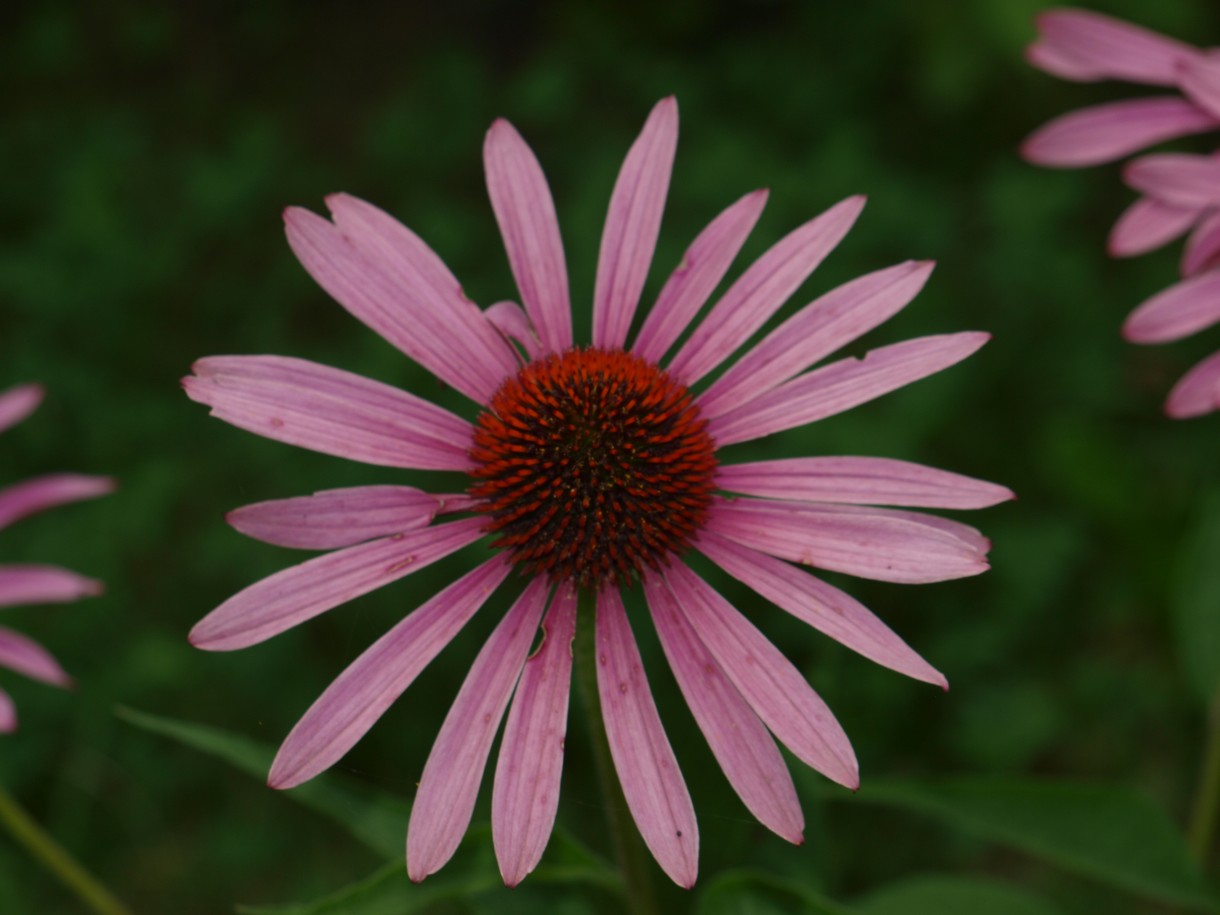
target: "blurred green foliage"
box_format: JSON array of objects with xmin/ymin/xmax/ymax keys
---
[{"xmin": 2, "ymin": 0, "xmax": 1219, "ymax": 911}]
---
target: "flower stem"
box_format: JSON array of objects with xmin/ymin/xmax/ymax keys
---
[
  {"xmin": 575, "ymin": 589, "xmax": 659, "ymax": 915},
  {"xmin": 1188, "ymin": 689, "xmax": 1220, "ymax": 866},
  {"xmin": 0, "ymin": 782, "xmax": 133, "ymax": 915}
]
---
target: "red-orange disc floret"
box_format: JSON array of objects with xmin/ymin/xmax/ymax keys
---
[{"xmin": 469, "ymin": 348, "xmax": 718, "ymax": 588}]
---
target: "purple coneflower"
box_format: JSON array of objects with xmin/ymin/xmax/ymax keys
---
[
  {"xmin": 186, "ymin": 97, "xmax": 1010, "ymax": 888},
  {"xmin": 0, "ymin": 384, "xmax": 113, "ymax": 732},
  {"xmin": 1023, "ymin": 8, "xmax": 1220, "ymax": 416}
]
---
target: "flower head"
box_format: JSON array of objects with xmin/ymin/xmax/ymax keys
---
[
  {"xmin": 0, "ymin": 384, "xmax": 113, "ymax": 733},
  {"xmin": 186, "ymin": 97, "xmax": 1010, "ymax": 887},
  {"xmin": 1023, "ymin": 9, "xmax": 1220, "ymax": 416}
]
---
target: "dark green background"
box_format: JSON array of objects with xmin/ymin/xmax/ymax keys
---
[{"xmin": 1, "ymin": 0, "xmax": 1218, "ymax": 911}]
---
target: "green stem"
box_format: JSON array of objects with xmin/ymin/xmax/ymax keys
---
[
  {"xmin": 1188, "ymin": 689, "xmax": 1220, "ymax": 866},
  {"xmin": 0, "ymin": 782, "xmax": 133, "ymax": 915},
  {"xmin": 575, "ymin": 589, "xmax": 659, "ymax": 915}
]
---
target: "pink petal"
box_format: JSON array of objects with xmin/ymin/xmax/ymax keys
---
[
  {"xmin": 1167, "ymin": 348, "xmax": 1220, "ymax": 417},
  {"xmin": 663, "ymin": 562, "xmax": 858, "ymax": 789},
  {"xmin": 716, "ymin": 456, "xmax": 1013, "ymax": 509},
  {"xmin": 269, "ymin": 556, "xmax": 512, "ymax": 789},
  {"xmin": 0, "ymin": 384, "xmax": 43, "ymax": 435},
  {"xmin": 699, "ymin": 260, "xmax": 935, "ymax": 418},
  {"xmin": 697, "ymin": 530, "xmax": 945, "ymax": 687},
  {"xmin": 493, "ymin": 585, "xmax": 577, "ymax": 886},
  {"xmin": 184, "ymin": 355, "xmax": 473, "ymax": 472},
  {"xmin": 0, "ymin": 689, "xmax": 15, "ymax": 733},
  {"xmin": 642, "ymin": 574, "xmax": 804, "ymax": 843},
  {"xmin": 1123, "ymin": 268, "xmax": 1220, "ymax": 343},
  {"xmin": 1125, "ymin": 153, "xmax": 1220, "ymax": 208},
  {"xmin": 1027, "ymin": 9, "xmax": 1198, "ymax": 86},
  {"xmin": 708, "ymin": 332, "xmax": 988, "ymax": 447},
  {"xmin": 190, "ymin": 517, "xmax": 485, "ymax": 651},
  {"xmin": 1181, "ymin": 52, "xmax": 1220, "ymax": 121},
  {"xmin": 633, "ymin": 190, "xmax": 769, "ymax": 364},
  {"xmin": 408, "ymin": 577, "xmax": 550, "ymax": 881},
  {"xmin": 284, "ymin": 205, "xmax": 510, "ymax": 403},
  {"xmin": 596, "ymin": 587, "xmax": 698, "ymax": 888},
  {"xmin": 484, "ymin": 301, "xmax": 539, "ymax": 360},
  {"xmin": 0, "ymin": 474, "xmax": 115, "ymax": 532},
  {"xmin": 593, "ymin": 97, "xmax": 679, "ymax": 350},
  {"xmin": 705, "ymin": 497, "xmax": 989, "ymax": 584},
  {"xmin": 484, "ymin": 119, "xmax": 573, "ymax": 355},
  {"xmin": 0, "ymin": 565, "xmax": 102, "ymax": 609},
  {"xmin": 0, "ymin": 627, "xmax": 72, "ymax": 687},
  {"xmin": 1183, "ymin": 211, "xmax": 1220, "ymax": 275},
  {"xmin": 227, "ymin": 486, "xmax": 440, "ymax": 550},
  {"xmin": 1108, "ymin": 196, "xmax": 1201, "ymax": 257},
  {"xmin": 1022, "ymin": 98, "xmax": 1219, "ymax": 168},
  {"xmin": 666, "ymin": 196, "xmax": 866, "ymax": 385}
]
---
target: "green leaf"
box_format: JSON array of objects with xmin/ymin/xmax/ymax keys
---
[
  {"xmin": 696, "ymin": 869, "xmax": 854, "ymax": 915},
  {"xmin": 843, "ymin": 778, "xmax": 1217, "ymax": 911},
  {"xmin": 854, "ymin": 875, "xmax": 1063, "ymax": 915},
  {"xmin": 1174, "ymin": 490, "xmax": 1220, "ymax": 703}
]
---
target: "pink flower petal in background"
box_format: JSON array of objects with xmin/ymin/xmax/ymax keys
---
[
  {"xmin": 596, "ymin": 587, "xmax": 698, "ymax": 888},
  {"xmin": 0, "ymin": 565, "xmax": 102, "ymax": 609},
  {"xmin": 1167, "ymin": 348, "xmax": 1220, "ymax": 417},
  {"xmin": 226, "ymin": 486, "xmax": 439, "ymax": 550},
  {"xmin": 0, "ymin": 689, "xmax": 14, "ymax": 733},
  {"xmin": 1182, "ymin": 210, "xmax": 1220, "ymax": 275},
  {"xmin": 593, "ymin": 97, "xmax": 678, "ymax": 350},
  {"xmin": 1027, "ymin": 9, "xmax": 1198, "ymax": 85},
  {"xmin": 0, "ymin": 627, "xmax": 72, "ymax": 687},
  {"xmin": 408, "ymin": 577, "xmax": 549, "ymax": 881},
  {"xmin": 1108, "ymin": 196, "xmax": 1201, "ymax": 257},
  {"xmin": 1181, "ymin": 52, "xmax": 1220, "ymax": 120},
  {"xmin": 1125, "ymin": 153, "xmax": 1220, "ymax": 208},
  {"xmin": 1123, "ymin": 267, "xmax": 1220, "ymax": 343},
  {"xmin": 1022, "ymin": 98, "xmax": 1218, "ymax": 168},
  {"xmin": 493, "ymin": 585, "xmax": 577, "ymax": 887},
  {"xmin": 0, "ymin": 384, "xmax": 44, "ymax": 434},
  {"xmin": 0, "ymin": 474, "xmax": 115, "ymax": 532}
]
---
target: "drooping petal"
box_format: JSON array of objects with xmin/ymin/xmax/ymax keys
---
[
  {"xmin": 484, "ymin": 301, "xmax": 540, "ymax": 360},
  {"xmin": 0, "ymin": 474, "xmax": 115, "ymax": 532},
  {"xmin": 0, "ymin": 627, "xmax": 72, "ymax": 687},
  {"xmin": 1108, "ymin": 196, "xmax": 1201, "ymax": 257},
  {"xmin": 596, "ymin": 587, "xmax": 698, "ymax": 888},
  {"xmin": 699, "ymin": 261, "xmax": 935, "ymax": 418},
  {"xmin": 408, "ymin": 577, "xmax": 549, "ymax": 882},
  {"xmin": 666, "ymin": 196, "xmax": 866, "ymax": 385},
  {"xmin": 705, "ymin": 498, "xmax": 989, "ymax": 584},
  {"xmin": 593, "ymin": 97, "xmax": 679, "ymax": 350},
  {"xmin": 1166, "ymin": 348, "xmax": 1220, "ymax": 418},
  {"xmin": 184, "ymin": 355, "xmax": 474, "ymax": 472},
  {"xmin": 493, "ymin": 584, "xmax": 577, "ymax": 887},
  {"xmin": 1181, "ymin": 52, "xmax": 1220, "ymax": 121},
  {"xmin": 642, "ymin": 574, "xmax": 803, "ymax": 843},
  {"xmin": 716, "ymin": 456, "xmax": 1013, "ymax": 509},
  {"xmin": 633, "ymin": 190, "xmax": 768, "ymax": 363},
  {"xmin": 1027, "ymin": 9, "xmax": 1198, "ymax": 85},
  {"xmin": 0, "ymin": 384, "xmax": 43, "ymax": 435},
  {"xmin": 1123, "ymin": 268, "xmax": 1220, "ymax": 343},
  {"xmin": 484, "ymin": 119, "xmax": 573, "ymax": 354},
  {"xmin": 0, "ymin": 689, "xmax": 15, "ymax": 733},
  {"xmin": 708, "ymin": 333, "xmax": 988, "ymax": 447},
  {"xmin": 0, "ymin": 565, "xmax": 102, "ymax": 609},
  {"xmin": 269, "ymin": 556, "xmax": 512, "ymax": 789},
  {"xmin": 1125, "ymin": 154, "xmax": 1220, "ymax": 208},
  {"xmin": 697, "ymin": 530, "xmax": 945, "ymax": 687},
  {"xmin": 1182, "ymin": 211, "xmax": 1220, "ymax": 276},
  {"xmin": 190, "ymin": 517, "xmax": 485, "ymax": 652},
  {"xmin": 663, "ymin": 562, "xmax": 858, "ymax": 789},
  {"xmin": 227, "ymin": 486, "xmax": 439, "ymax": 550},
  {"xmin": 1021, "ymin": 98, "xmax": 1219, "ymax": 168},
  {"xmin": 284, "ymin": 205, "xmax": 510, "ymax": 403}
]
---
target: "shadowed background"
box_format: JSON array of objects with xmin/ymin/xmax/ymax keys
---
[{"xmin": 1, "ymin": 0, "xmax": 1218, "ymax": 911}]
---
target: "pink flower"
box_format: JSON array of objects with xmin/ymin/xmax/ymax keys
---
[
  {"xmin": 186, "ymin": 97, "xmax": 1011, "ymax": 887},
  {"xmin": 0, "ymin": 384, "xmax": 113, "ymax": 733},
  {"xmin": 1024, "ymin": 9, "xmax": 1220, "ymax": 416}
]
